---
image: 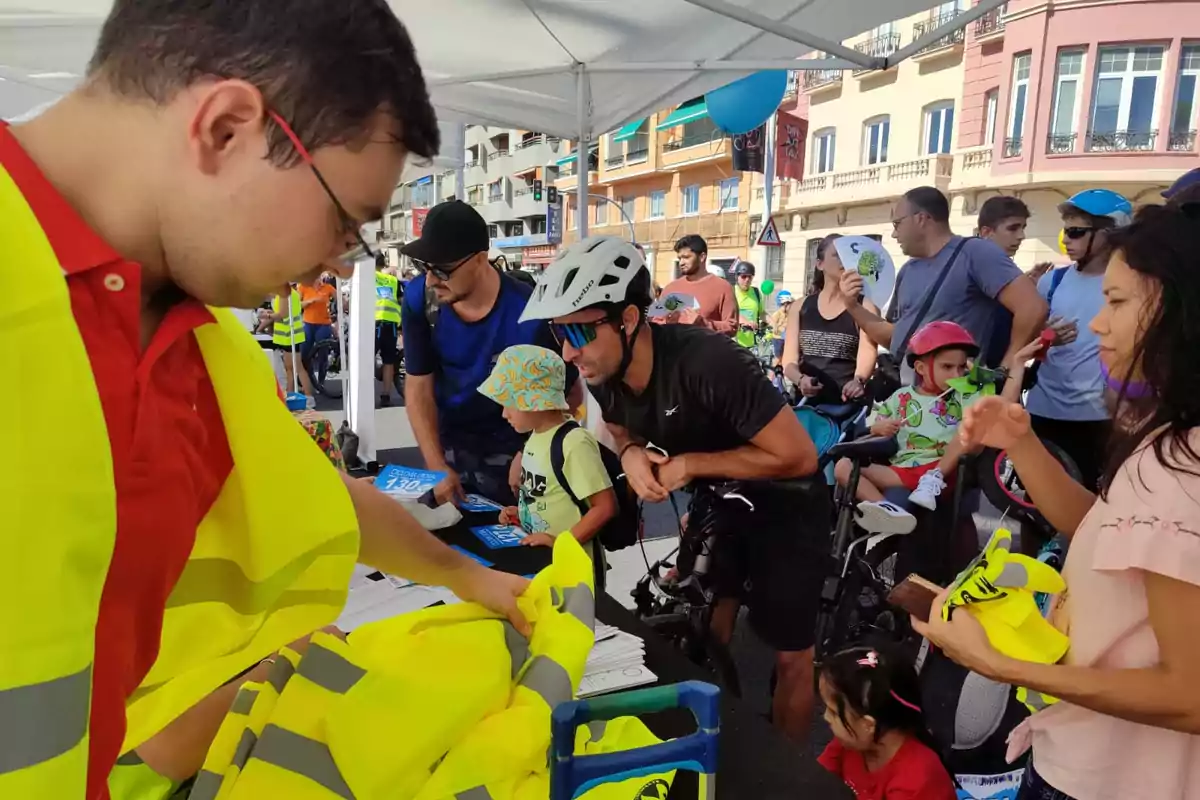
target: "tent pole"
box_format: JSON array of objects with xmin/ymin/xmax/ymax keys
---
[
  {"xmin": 763, "ymin": 111, "xmax": 777, "ymax": 222},
  {"xmin": 454, "ymin": 123, "xmax": 466, "ymax": 201},
  {"xmin": 576, "ymin": 65, "xmax": 589, "ymax": 239}
]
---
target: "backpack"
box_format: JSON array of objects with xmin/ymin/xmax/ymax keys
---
[{"xmin": 549, "ymin": 420, "xmax": 641, "ymax": 551}]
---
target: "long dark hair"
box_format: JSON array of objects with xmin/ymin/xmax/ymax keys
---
[
  {"xmin": 820, "ymin": 645, "xmax": 939, "ymax": 754},
  {"xmin": 1100, "ymin": 203, "xmax": 1200, "ymax": 498},
  {"xmin": 809, "ymin": 233, "xmax": 843, "ymax": 294}
]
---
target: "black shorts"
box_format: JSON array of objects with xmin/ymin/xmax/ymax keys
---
[
  {"xmin": 701, "ymin": 481, "xmax": 830, "ymax": 652},
  {"xmin": 375, "ymin": 322, "xmax": 401, "ymax": 366}
]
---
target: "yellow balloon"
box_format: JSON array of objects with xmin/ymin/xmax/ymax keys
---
[{"xmin": 1058, "ymin": 229, "xmax": 1069, "ymax": 255}]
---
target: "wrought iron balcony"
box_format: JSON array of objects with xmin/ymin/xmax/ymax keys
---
[
  {"xmin": 804, "ymin": 68, "xmax": 844, "ymax": 90},
  {"xmin": 974, "ymin": 3, "xmax": 1008, "ymax": 37},
  {"xmin": 1046, "ymin": 133, "xmax": 1076, "ymax": 154},
  {"xmin": 1003, "ymin": 137, "xmax": 1023, "ymax": 158},
  {"xmin": 605, "ymin": 153, "xmax": 626, "ymax": 168},
  {"xmin": 912, "ymin": 12, "xmax": 966, "ymax": 56},
  {"xmin": 662, "ymin": 132, "xmax": 717, "ymax": 152},
  {"xmin": 1168, "ymin": 129, "xmax": 1197, "ymax": 152},
  {"xmin": 1084, "ymin": 129, "xmax": 1157, "ymax": 152},
  {"xmin": 852, "ymin": 32, "xmax": 901, "ymax": 74}
]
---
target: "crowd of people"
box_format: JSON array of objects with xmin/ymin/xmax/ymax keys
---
[{"xmin": 6, "ymin": 0, "xmax": 1200, "ymax": 796}]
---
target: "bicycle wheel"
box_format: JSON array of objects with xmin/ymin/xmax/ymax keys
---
[{"xmin": 976, "ymin": 440, "xmax": 1082, "ymax": 531}]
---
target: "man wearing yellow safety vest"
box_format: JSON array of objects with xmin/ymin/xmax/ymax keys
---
[
  {"xmin": 0, "ymin": 2, "xmax": 530, "ymax": 799},
  {"xmin": 264, "ymin": 283, "xmax": 317, "ymax": 406},
  {"xmin": 374, "ymin": 254, "xmax": 404, "ymax": 406}
]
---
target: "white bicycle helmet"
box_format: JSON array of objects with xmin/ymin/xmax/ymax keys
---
[{"xmin": 519, "ymin": 235, "xmax": 649, "ymax": 323}]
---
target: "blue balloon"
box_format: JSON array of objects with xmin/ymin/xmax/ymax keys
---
[{"xmin": 705, "ymin": 71, "xmax": 789, "ymax": 135}]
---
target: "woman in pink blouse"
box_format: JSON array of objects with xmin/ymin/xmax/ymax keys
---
[{"xmin": 915, "ymin": 203, "xmax": 1200, "ymax": 799}]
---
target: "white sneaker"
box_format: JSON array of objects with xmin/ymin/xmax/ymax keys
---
[
  {"xmin": 305, "ymin": 395, "xmax": 317, "ymax": 411},
  {"xmin": 908, "ymin": 468, "xmax": 946, "ymax": 511},
  {"xmin": 855, "ymin": 501, "xmax": 917, "ymax": 535}
]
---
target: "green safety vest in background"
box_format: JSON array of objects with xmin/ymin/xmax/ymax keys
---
[
  {"xmin": 272, "ymin": 288, "xmax": 305, "ymax": 347},
  {"xmin": 734, "ymin": 286, "xmax": 763, "ymax": 348},
  {"xmin": 375, "ymin": 272, "xmax": 402, "ymax": 324}
]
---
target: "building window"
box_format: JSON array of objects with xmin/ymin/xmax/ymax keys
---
[
  {"xmin": 487, "ymin": 179, "xmax": 504, "ymax": 203},
  {"xmin": 984, "ymin": 88, "xmax": 999, "ymax": 144},
  {"xmin": 487, "ymin": 224, "xmax": 499, "ymax": 238},
  {"xmin": 718, "ymin": 177, "xmax": 739, "ymax": 209},
  {"xmin": 504, "ymin": 221, "xmax": 523, "ymax": 237},
  {"xmin": 923, "ymin": 101, "xmax": 955, "ymax": 154},
  {"xmin": 530, "ymin": 216, "xmax": 547, "ymax": 234},
  {"xmin": 1048, "ymin": 49, "xmax": 1086, "ymax": 153},
  {"xmin": 1007, "ymin": 52, "xmax": 1031, "ymax": 156},
  {"xmin": 594, "ymin": 198, "xmax": 608, "ymax": 225},
  {"xmin": 682, "ymin": 184, "xmax": 700, "ymax": 215},
  {"xmin": 1170, "ymin": 44, "xmax": 1200, "ymax": 151},
  {"xmin": 620, "ymin": 195, "xmax": 636, "ymax": 223},
  {"xmin": 765, "ymin": 243, "xmax": 785, "ymax": 282},
  {"xmin": 1088, "ymin": 45, "xmax": 1164, "ymax": 151},
  {"xmin": 862, "ymin": 116, "xmax": 890, "ymax": 165},
  {"xmin": 812, "ymin": 128, "xmax": 836, "ymax": 174},
  {"xmin": 649, "ymin": 190, "xmax": 666, "ymax": 219}
]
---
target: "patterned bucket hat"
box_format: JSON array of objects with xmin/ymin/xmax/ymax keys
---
[{"xmin": 478, "ymin": 344, "xmax": 569, "ymax": 412}]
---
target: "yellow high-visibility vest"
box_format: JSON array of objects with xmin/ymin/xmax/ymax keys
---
[
  {"xmin": 191, "ymin": 536, "xmax": 674, "ymax": 800},
  {"xmin": 374, "ymin": 272, "xmax": 402, "ymax": 324},
  {"xmin": 272, "ymin": 288, "xmax": 306, "ymax": 346},
  {"xmin": 0, "ymin": 165, "xmax": 359, "ymax": 797}
]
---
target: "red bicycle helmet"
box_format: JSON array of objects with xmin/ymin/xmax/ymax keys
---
[{"xmin": 907, "ymin": 320, "xmax": 979, "ymax": 365}]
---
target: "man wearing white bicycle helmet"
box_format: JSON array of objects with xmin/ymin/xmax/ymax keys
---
[
  {"xmin": 1026, "ymin": 189, "xmax": 1132, "ymax": 490},
  {"xmin": 521, "ymin": 235, "xmax": 828, "ymax": 742}
]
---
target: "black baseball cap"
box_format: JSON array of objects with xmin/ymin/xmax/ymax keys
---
[
  {"xmin": 399, "ymin": 200, "xmax": 489, "ymax": 263},
  {"xmin": 1162, "ymin": 167, "xmax": 1200, "ymax": 199}
]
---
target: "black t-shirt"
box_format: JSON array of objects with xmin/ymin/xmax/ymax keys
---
[{"xmin": 592, "ymin": 324, "xmax": 785, "ymax": 457}]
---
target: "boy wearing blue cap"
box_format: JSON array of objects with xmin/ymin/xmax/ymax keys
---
[{"xmin": 478, "ymin": 345, "xmax": 616, "ymax": 562}]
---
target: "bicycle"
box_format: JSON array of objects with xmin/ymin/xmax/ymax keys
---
[{"xmin": 742, "ymin": 325, "xmax": 790, "ymax": 400}]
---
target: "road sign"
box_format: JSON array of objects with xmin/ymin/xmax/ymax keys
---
[{"xmin": 757, "ymin": 215, "xmax": 782, "ymax": 247}]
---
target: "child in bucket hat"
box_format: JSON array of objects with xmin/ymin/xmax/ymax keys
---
[{"xmin": 478, "ymin": 345, "xmax": 615, "ymax": 562}]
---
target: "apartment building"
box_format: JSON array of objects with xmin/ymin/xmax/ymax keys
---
[
  {"xmin": 555, "ymin": 97, "xmax": 761, "ymax": 288},
  {"xmin": 748, "ymin": 0, "xmax": 1200, "ymax": 298},
  {"xmin": 382, "ymin": 127, "xmax": 566, "ymax": 268}
]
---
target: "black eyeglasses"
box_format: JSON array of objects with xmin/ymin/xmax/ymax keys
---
[
  {"xmin": 1063, "ymin": 226, "xmax": 1095, "ymax": 240},
  {"xmin": 412, "ymin": 253, "xmax": 477, "ymax": 281},
  {"xmin": 268, "ymin": 110, "xmax": 377, "ymax": 261}
]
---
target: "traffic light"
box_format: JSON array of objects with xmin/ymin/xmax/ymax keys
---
[
  {"xmin": 533, "ymin": 179, "xmax": 543, "ymax": 202},
  {"xmin": 547, "ymin": 186, "xmax": 558, "ymax": 205}
]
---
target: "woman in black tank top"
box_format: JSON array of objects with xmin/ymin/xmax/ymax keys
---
[{"xmin": 782, "ymin": 233, "xmax": 879, "ymax": 406}]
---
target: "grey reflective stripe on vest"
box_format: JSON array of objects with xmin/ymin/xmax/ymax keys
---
[
  {"xmin": 230, "ymin": 686, "xmax": 260, "ymax": 716},
  {"xmin": 297, "ymin": 644, "xmax": 365, "ymax": 694},
  {"xmin": 518, "ymin": 655, "xmax": 572, "ymax": 709},
  {"xmin": 501, "ymin": 622, "xmax": 530, "ymax": 680},
  {"xmin": 561, "ymin": 583, "xmax": 595, "ymax": 630},
  {"xmin": 586, "ymin": 720, "xmax": 607, "ymax": 743},
  {"xmin": 267, "ymin": 655, "xmax": 298, "ymax": 695},
  {"xmin": 252, "ymin": 724, "xmax": 355, "ymax": 799},
  {"xmin": 164, "ymin": 532, "xmax": 357, "ymax": 612},
  {"xmin": 232, "ymin": 728, "xmax": 258, "ymax": 771},
  {"xmin": 0, "ymin": 664, "xmax": 91, "ymax": 774},
  {"xmin": 456, "ymin": 787, "xmax": 495, "ymax": 800},
  {"xmin": 188, "ymin": 770, "xmax": 225, "ymax": 800}
]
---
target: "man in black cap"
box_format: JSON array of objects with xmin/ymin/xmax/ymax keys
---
[{"xmin": 400, "ymin": 200, "xmax": 580, "ymax": 505}]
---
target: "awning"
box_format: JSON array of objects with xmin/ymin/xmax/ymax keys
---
[
  {"xmin": 611, "ymin": 118, "xmax": 647, "ymax": 143},
  {"xmin": 655, "ymin": 98, "xmax": 707, "ymax": 130},
  {"xmin": 555, "ymin": 146, "xmax": 596, "ymax": 167}
]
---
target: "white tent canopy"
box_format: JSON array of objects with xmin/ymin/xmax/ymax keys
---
[{"xmin": 3, "ymin": 0, "xmax": 1005, "ymax": 137}]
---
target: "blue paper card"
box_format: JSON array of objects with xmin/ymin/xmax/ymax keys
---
[
  {"xmin": 470, "ymin": 524, "xmax": 528, "ymax": 550},
  {"xmin": 460, "ymin": 494, "xmax": 505, "ymax": 512},
  {"xmin": 450, "ymin": 545, "xmax": 494, "ymax": 567},
  {"xmin": 374, "ymin": 464, "xmax": 446, "ymax": 500}
]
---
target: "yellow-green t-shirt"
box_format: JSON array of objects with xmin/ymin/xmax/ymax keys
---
[{"xmin": 517, "ymin": 422, "xmax": 613, "ymax": 559}]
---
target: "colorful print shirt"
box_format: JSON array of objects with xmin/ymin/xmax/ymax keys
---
[{"xmin": 868, "ymin": 385, "xmax": 987, "ymax": 467}]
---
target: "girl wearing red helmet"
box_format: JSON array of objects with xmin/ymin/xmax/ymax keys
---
[{"xmin": 834, "ymin": 321, "xmax": 1038, "ymax": 533}]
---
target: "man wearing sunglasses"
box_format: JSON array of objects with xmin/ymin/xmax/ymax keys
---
[
  {"xmin": 400, "ymin": 200, "xmax": 580, "ymax": 507},
  {"xmin": 1, "ymin": 2, "xmax": 534, "ymax": 795},
  {"xmin": 519, "ymin": 235, "xmax": 828, "ymax": 744},
  {"xmin": 840, "ymin": 186, "xmax": 1047, "ymax": 385},
  {"xmin": 1023, "ymin": 189, "xmax": 1131, "ymax": 491}
]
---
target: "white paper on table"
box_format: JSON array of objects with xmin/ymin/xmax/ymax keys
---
[
  {"xmin": 578, "ymin": 664, "xmax": 658, "ymax": 698},
  {"xmin": 336, "ymin": 584, "xmax": 460, "ymax": 631}
]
